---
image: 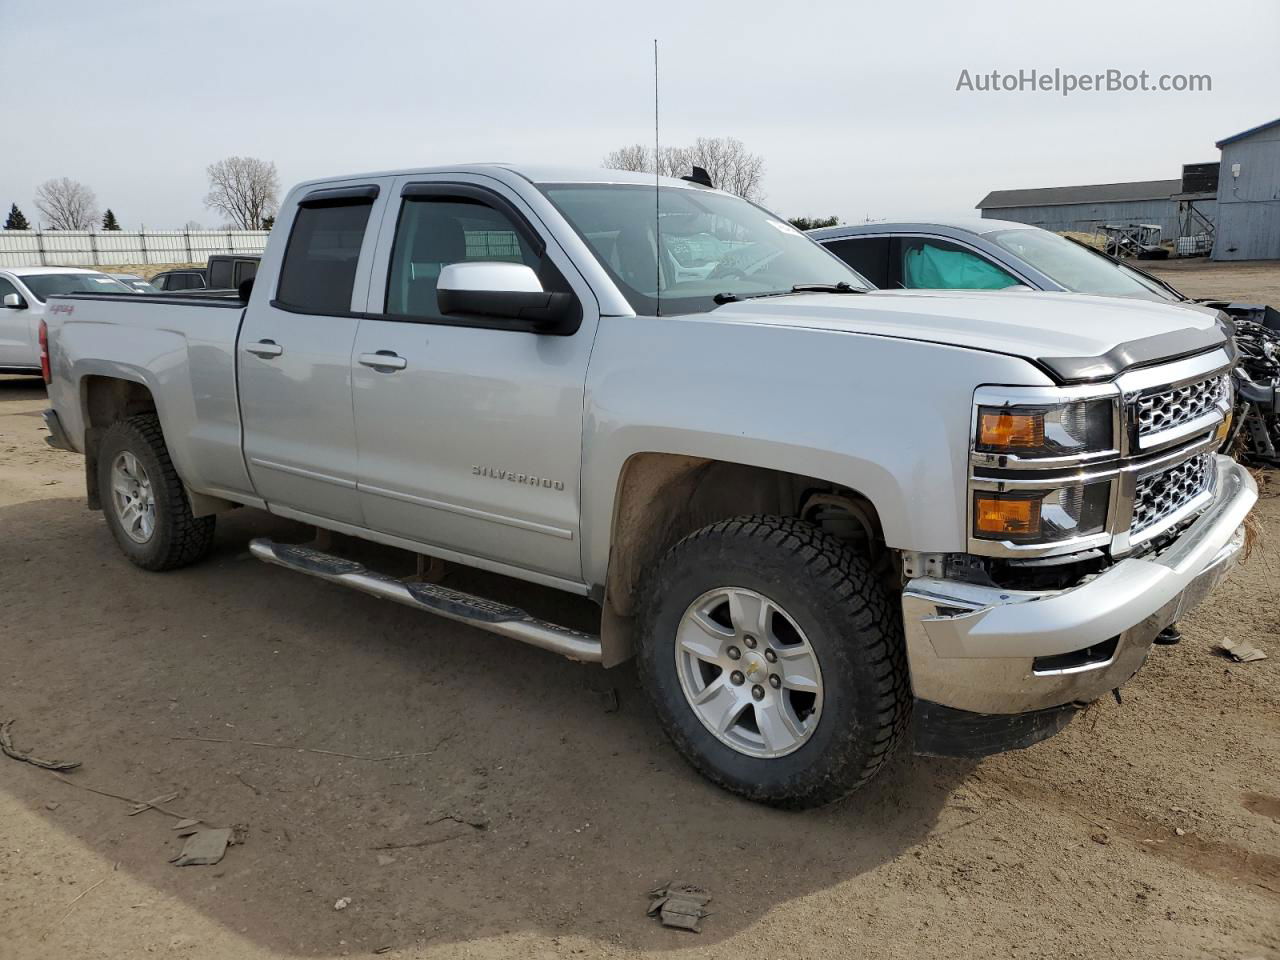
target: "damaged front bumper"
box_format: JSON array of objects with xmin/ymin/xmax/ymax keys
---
[{"xmin": 904, "ymin": 454, "xmax": 1256, "ymax": 757}]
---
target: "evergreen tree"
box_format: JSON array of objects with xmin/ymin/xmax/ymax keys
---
[
  {"xmin": 3, "ymin": 203, "xmax": 30, "ymax": 230},
  {"xmin": 261, "ymin": 215, "xmax": 275, "ymax": 230},
  {"xmin": 101, "ymin": 208, "xmax": 121, "ymax": 230}
]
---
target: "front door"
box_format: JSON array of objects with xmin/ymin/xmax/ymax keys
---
[
  {"xmin": 350, "ymin": 175, "xmax": 597, "ymax": 583},
  {"xmin": 238, "ymin": 181, "xmax": 389, "ymax": 525}
]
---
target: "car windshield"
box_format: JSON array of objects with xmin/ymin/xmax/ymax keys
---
[
  {"xmin": 20, "ymin": 272, "xmax": 134, "ymax": 302},
  {"xmin": 539, "ymin": 183, "xmax": 870, "ymax": 315},
  {"xmin": 985, "ymin": 228, "xmax": 1176, "ymax": 300}
]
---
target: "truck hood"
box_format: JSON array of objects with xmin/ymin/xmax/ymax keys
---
[{"xmin": 708, "ymin": 289, "xmax": 1227, "ymax": 383}]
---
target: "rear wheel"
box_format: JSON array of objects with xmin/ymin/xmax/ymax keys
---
[
  {"xmin": 637, "ymin": 515, "xmax": 910, "ymax": 808},
  {"xmin": 97, "ymin": 414, "xmax": 216, "ymax": 571}
]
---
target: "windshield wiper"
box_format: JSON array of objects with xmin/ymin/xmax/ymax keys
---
[
  {"xmin": 713, "ymin": 282, "xmax": 864, "ymax": 305},
  {"xmin": 790, "ymin": 282, "xmax": 865, "ymax": 294}
]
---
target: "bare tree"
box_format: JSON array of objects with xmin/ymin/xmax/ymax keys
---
[
  {"xmin": 602, "ymin": 137, "xmax": 765, "ymax": 201},
  {"xmin": 34, "ymin": 178, "xmax": 99, "ymax": 230},
  {"xmin": 203, "ymin": 156, "xmax": 280, "ymax": 230},
  {"xmin": 601, "ymin": 143, "xmax": 702, "ymax": 180}
]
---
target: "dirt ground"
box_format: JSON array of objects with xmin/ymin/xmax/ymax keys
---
[{"xmin": 1, "ymin": 262, "xmax": 1279, "ymax": 960}]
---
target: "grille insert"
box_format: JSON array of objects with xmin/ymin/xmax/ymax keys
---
[
  {"xmin": 1136, "ymin": 374, "xmax": 1227, "ymax": 442},
  {"xmin": 1132, "ymin": 454, "xmax": 1211, "ymax": 535}
]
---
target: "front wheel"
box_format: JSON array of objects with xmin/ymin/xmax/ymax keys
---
[{"xmin": 637, "ymin": 516, "xmax": 910, "ymax": 808}]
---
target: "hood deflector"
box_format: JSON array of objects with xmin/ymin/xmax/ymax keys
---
[{"xmin": 1037, "ymin": 323, "xmax": 1232, "ymax": 384}]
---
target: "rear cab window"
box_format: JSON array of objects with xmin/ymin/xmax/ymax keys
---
[{"xmin": 275, "ymin": 190, "xmax": 377, "ymax": 315}]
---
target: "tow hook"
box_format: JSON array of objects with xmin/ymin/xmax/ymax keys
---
[{"xmin": 1153, "ymin": 623, "xmax": 1183, "ymax": 646}]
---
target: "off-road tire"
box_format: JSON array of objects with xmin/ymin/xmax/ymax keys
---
[
  {"xmin": 637, "ymin": 515, "xmax": 910, "ymax": 808},
  {"xmin": 97, "ymin": 414, "xmax": 216, "ymax": 571}
]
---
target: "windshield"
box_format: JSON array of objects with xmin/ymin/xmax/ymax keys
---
[
  {"xmin": 540, "ymin": 183, "xmax": 870, "ymax": 315},
  {"xmin": 985, "ymin": 228, "xmax": 1178, "ymax": 300},
  {"xmin": 20, "ymin": 272, "xmax": 134, "ymax": 302}
]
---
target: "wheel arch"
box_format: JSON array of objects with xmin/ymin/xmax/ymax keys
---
[
  {"xmin": 80, "ymin": 373, "xmax": 159, "ymax": 510},
  {"xmin": 597, "ymin": 452, "xmax": 889, "ymax": 666}
]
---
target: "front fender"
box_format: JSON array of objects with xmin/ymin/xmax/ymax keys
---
[{"xmin": 579, "ymin": 314, "xmax": 1053, "ymax": 587}]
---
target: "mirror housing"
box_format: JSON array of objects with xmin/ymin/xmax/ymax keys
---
[
  {"xmin": 3, "ymin": 292, "xmax": 25, "ymax": 309},
  {"xmin": 437, "ymin": 262, "xmax": 577, "ymax": 334}
]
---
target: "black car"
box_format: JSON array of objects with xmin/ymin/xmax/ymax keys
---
[{"xmin": 151, "ymin": 254, "xmax": 260, "ymax": 292}]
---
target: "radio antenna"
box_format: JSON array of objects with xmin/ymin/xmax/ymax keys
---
[{"xmin": 654, "ymin": 37, "xmax": 660, "ymax": 317}]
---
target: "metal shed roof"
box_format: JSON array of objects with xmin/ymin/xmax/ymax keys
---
[
  {"xmin": 1215, "ymin": 117, "xmax": 1280, "ymax": 148},
  {"xmin": 976, "ymin": 179, "xmax": 1180, "ymax": 210}
]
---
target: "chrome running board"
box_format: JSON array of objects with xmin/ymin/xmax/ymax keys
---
[{"xmin": 248, "ymin": 538, "xmax": 602, "ymax": 663}]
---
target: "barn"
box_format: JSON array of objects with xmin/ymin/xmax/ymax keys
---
[
  {"xmin": 974, "ymin": 179, "xmax": 1198, "ymax": 243},
  {"xmin": 976, "ymin": 116, "xmax": 1280, "ymax": 261},
  {"xmin": 1213, "ymin": 117, "xmax": 1280, "ymax": 261}
]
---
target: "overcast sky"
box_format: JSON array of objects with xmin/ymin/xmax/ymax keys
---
[{"xmin": 3, "ymin": 0, "xmax": 1278, "ymax": 229}]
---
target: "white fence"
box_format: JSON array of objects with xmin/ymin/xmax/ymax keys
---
[{"xmin": 0, "ymin": 230, "xmax": 270, "ymax": 267}]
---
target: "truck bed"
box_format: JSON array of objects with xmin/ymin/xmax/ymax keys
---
[{"xmin": 43, "ymin": 291, "xmax": 254, "ymax": 505}]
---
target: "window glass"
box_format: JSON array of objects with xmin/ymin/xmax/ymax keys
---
[
  {"xmin": 984, "ymin": 228, "xmax": 1167, "ymax": 299},
  {"xmin": 898, "ymin": 238, "xmax": 1020, "ymax": 290},
  {"xmin": 235, "ymin": 259, "xmax": 259, "ymax": 285},
  {"xmin": 18, "ymin": 273, "xmax": 133, "ymax": 301},
  {"xmin": 208, "ymin": 259, "xmax": 233, "ymax": 288},
  {"xmin": 385, "ymin": 198, "xmax": 542, "ymax": 319},
  {"xmin": 0, "ymin": 277, "xmax": 19, "ymax": 301},
  {"xmin": 823, "ymin": 237, "xmax": 890, "ymax": 288},
  {"xmin": 277, "ymin": 201, "xmax": 374, "ymax": 313},
  {"xmin": 540, "ymin": 184, "xmax": 867, "ymax": 316}
]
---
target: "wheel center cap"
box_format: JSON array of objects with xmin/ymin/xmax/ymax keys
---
[{"xmin": 741, "ymin": 652, "xmax": 768, "ymax": 685}]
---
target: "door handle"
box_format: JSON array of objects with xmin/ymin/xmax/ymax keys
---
[
  {"xmin": 245, "ymin": 339, "xmax": 283, "ymax": 358},
  {"xmin": 358, "ymin": 351, "xmax": 407, "ymax": 371}
]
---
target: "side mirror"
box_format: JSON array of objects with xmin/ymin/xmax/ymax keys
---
[
  {"xmin": 437, "ymin": 262, "xmax": 577, "ymax": 333},
  {"xmin": 3, "ymin": 292, "xmax": 25, "ymax": 309}
]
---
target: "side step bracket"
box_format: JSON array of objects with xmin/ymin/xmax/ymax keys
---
[{"xmin": 249, "ymin": 538, "xmax": 602, "ymax": 663}]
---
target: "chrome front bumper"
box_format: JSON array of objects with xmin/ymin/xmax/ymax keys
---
[{"xmin": 903, "ymin": 455, "xmax": 1256, "ymax": 715}]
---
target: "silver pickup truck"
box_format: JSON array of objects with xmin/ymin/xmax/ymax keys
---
[{"xmin": 41, "ymin": 164, "xmax": 1256, "ymax": 807}]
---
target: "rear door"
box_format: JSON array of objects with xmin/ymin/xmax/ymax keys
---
[
  {"xmin": 349, "ymin": 174, "xmax": 597, "ymax": 583},
  {"xmin": 238, "ymin": 180, "xmax": 390, "ymax": 525}
]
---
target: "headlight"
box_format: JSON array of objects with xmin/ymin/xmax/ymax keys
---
[
  {"xmin": 972, "ymin": 480, "xmax": 1111, "ymax": 544},
  {"xmin": 975, "ymin": 398, "xmax": 1114, "ymax": 459}
]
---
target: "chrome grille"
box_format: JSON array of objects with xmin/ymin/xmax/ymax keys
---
[
  {"xmin": 1136, "ymin": 374, "xmax": 1227, "ymax": 441},
  {"xmin": 1132, "ymin": 453, "xmax": 1211, "ymax": 534}
]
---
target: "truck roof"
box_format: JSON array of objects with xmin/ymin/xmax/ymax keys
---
[{"xmin": 289, "ymin": 163, "xmax": 711, "ymax": 193}]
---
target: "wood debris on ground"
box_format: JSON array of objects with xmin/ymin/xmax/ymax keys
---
[{"xmin": 0, "ymin": 719, "xmax": 80, "ymax": 771}]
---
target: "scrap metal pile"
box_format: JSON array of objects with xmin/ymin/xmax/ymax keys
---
[{"xmin": 1228, "ymin": 315, "xmax": 1280, "ymax": 466}]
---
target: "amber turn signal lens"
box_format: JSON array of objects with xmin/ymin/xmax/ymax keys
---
[
  {"xmin": 974, "ymin": 495, "xmax": 1042, "ymax": 537},
  {"xmin": 978, "ymin": 411, "xmax": 1045, "ymax": 450}
]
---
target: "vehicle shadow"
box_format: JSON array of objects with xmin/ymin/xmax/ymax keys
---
[
  {"xmin": 0, "ymin": 374, "xmax": 46, "ymax": 402},
  {"xmin": 0, "ymin": 496, "xmax": 974, "ymax": 955}
]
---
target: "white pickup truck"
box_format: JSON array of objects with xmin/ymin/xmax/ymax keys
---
[{"xmin": 41, "ymin": 164, "xmax": 1256, "ymax": 807}]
